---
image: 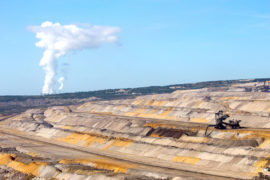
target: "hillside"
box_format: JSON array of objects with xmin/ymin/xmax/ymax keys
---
[
  {"xmin": 1, "ymin": 78, "xmax": 269, "ymax": 115},
  {"xmin": 1, "ymin": 78, "xmax": 270, "ymax": 179}
]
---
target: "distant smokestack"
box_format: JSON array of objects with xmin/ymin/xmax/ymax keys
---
[{"xmin": 29, "ymin": 21, "xmax": 120, "ymax": 94}]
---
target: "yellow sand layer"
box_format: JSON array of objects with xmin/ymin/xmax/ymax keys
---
[
  {"xmin": 181, "ymin": 136, "xmax": 208, "ymax": 143},
  {"xmin": 219, "ymin": 96, "xmax": 240, "ymax": 100},
  {"xmin": 59, "ymin": 158, "xmax": 134, "ymax": 173},
  {"xmin": 0, "ymin": 153, "xmax": 14, "ymax": 164},
  {"xmin": 26, "ymin": 152, "xmax": 37, "ymax": 157},
  {"xmin": 95, "ymin": 162, "xmax": 127, "ymax": 173},
  {"xmin": 96, "ymin": 112, "xmax": 114, "ymax": 115},
  {"xmin": 59, "ymin": 159, "xmax": 92, "ymax": 165},
  {"xmin": 253, "ymin": 158, "xmax": 269, "ymax": 173},
  {"xmin": 160, "ymin": 107, "xmax": 173, "ymax": 116},
  {"xmin": 61, "ymin": 125, "xmax": 73, "ymax": 130},
  {"xmin": 138, "ymin": 113, "xmax": 177, "ymax": 120},
  {"xmin": 145, "ymin": 100, "xmax": 168, "ymax": 106},
  {"xmin": 0, "ymin": 153, "xmax": 46, "ymax": 176},
  {"xmin": 150, "ymin": 134, "xmax": 162, "ymax": 138},
  {"xmin": 194, "ymin": 101, "xmax": 202, "ymax": 107},
  {"xmin": 78, "ymin": 102, "xmax": 91, "ymax": 109},
  {"xmin": 58, "ymin": 133, "xmax": 132, "ymax": 150},
  {"xmin": 225, "ymin": 129, "xmax": 270, "ymax": 139},
  {"xmin": 190, "ymin": 118, "xmax": 209, "ymax": 123},
  {"xmin": 144, "ymin": 123, "xmax": 177, "ymax": 129},
  {"xmin": 125, "ymin": 108, "xmax": 146, "ymax": 116},
  {"xmin": 8, "ymin": 161, "xmax": 47, "ymax": 176},
  {"xmin": 173, "ymin": 156, "xmax": 200, "ymax": 164},
  {"xmin": 103, "ymin": 139, "xmax": 133, "ymax": 150},
  {"xmin": 147, "ymin": 109, "xmax": 158, "ymax": 114},
  {"xmin": 132, "ymin": 100, "xmax": 143, "ymax": 105},
  {"xmin": 152, "ymin": 100, "xmax": 168, "ymax": 106},
  {"xmin": 125, "ymin": 107, "xmax": 176, "ymax": 120},
  {"xmin": 117, "ymin": 105, "xmax": 124, "ymax": 110},
  {"xmin": 258, "ymin": 139, "xmax": 270, "ymax": 149},
  {"xmin": 145, "ymin": 100, "xmax": 155, "ymax": 106},
  {"xmin": 58, "ymin": 133, "xmax": 107, "ymax": 147}
]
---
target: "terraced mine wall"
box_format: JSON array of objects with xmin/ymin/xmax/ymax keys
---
[
  {"xmin": 1, "ymin": 78, "xmax": 268, "ymax": 115},
  {"xmin": 2, "ymin": 88, "xmax": 270, "ymax": 179}
]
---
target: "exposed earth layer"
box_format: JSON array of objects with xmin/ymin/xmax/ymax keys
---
[{"xmin": 1, "ymin": 84, "xmax": 270, "ymax": 179}]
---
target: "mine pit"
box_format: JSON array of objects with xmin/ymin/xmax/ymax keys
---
[{"xmin": 3, "ymin": 87, "xmax": 270, "ymax": 179}]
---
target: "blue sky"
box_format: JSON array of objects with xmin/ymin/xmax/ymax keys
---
[{"xmin": 0, "ymin": 0, "xmax": 269, "ymax": 95}]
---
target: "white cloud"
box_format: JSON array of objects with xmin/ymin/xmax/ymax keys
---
[{"xmin": 29, "ymin": 21, "xmax": 120, "ymax": 94}]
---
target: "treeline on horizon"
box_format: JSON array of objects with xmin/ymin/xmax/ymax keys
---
[{"xmin": 1, "ymin": 78, "xmax": 269, "ymax": 102}]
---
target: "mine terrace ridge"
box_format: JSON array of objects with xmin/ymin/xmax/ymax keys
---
[
  {"xmin": 0, "ymin": 78, "xmax": 268, "ymax": 115},
  {"xmin": 2, "ymin": 78, "xmax": 270, "ymax": 179}
]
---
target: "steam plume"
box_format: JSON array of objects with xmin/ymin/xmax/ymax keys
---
[
  {"xmin": 58, "ymin": 77, "xmax": 65, "ymax": 91},
  {"xmin": 29, "ymin": 21, "xmax": 120, "ymax": 94}
]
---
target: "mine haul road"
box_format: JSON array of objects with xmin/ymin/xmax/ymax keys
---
[{"xmin": 0, "ymin": 126, "xmax": 253, "ymax": 180}]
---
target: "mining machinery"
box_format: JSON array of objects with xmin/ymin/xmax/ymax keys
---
[
  {"xmin": 205, "ymin": 110, "xmax": 241, "ymax": 136},
  {"xmin": 215, "ymin": 110, "xmax": 241, "ymax": 129},
  {"xmin": 254, "ymin": 80, "xmax": 270, "ymax": 92}
]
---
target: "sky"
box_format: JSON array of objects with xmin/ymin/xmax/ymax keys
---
[{"xmin": 0, "ymin": 0, "xmax": 269, "ymax": 95}]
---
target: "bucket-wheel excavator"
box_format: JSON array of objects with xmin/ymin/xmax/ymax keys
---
[
  {"xmin": 214, "ymin": 110, "xmax": 241, "ymax": 129},
  {"xmin": 205, "ymin": 110, "xmax": 241, "ymax": 136}
]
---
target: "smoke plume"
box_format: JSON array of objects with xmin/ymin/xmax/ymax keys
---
[
  {"xmin": 29, "ymin": 21, "xmax": 120, "ymax": 94},
  {"xmin": 58, "ymin": 77, "xmax": 65, "ymax": 91}
]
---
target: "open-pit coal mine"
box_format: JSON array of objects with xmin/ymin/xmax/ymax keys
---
[{"xmin": 2, "ymin": 80, "xmax": 270, "ymax": 180}]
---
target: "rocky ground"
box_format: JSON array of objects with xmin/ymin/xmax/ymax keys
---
[{"xmin": 1, "ymin": 83, "xmax": 270, "ymax": 179}]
